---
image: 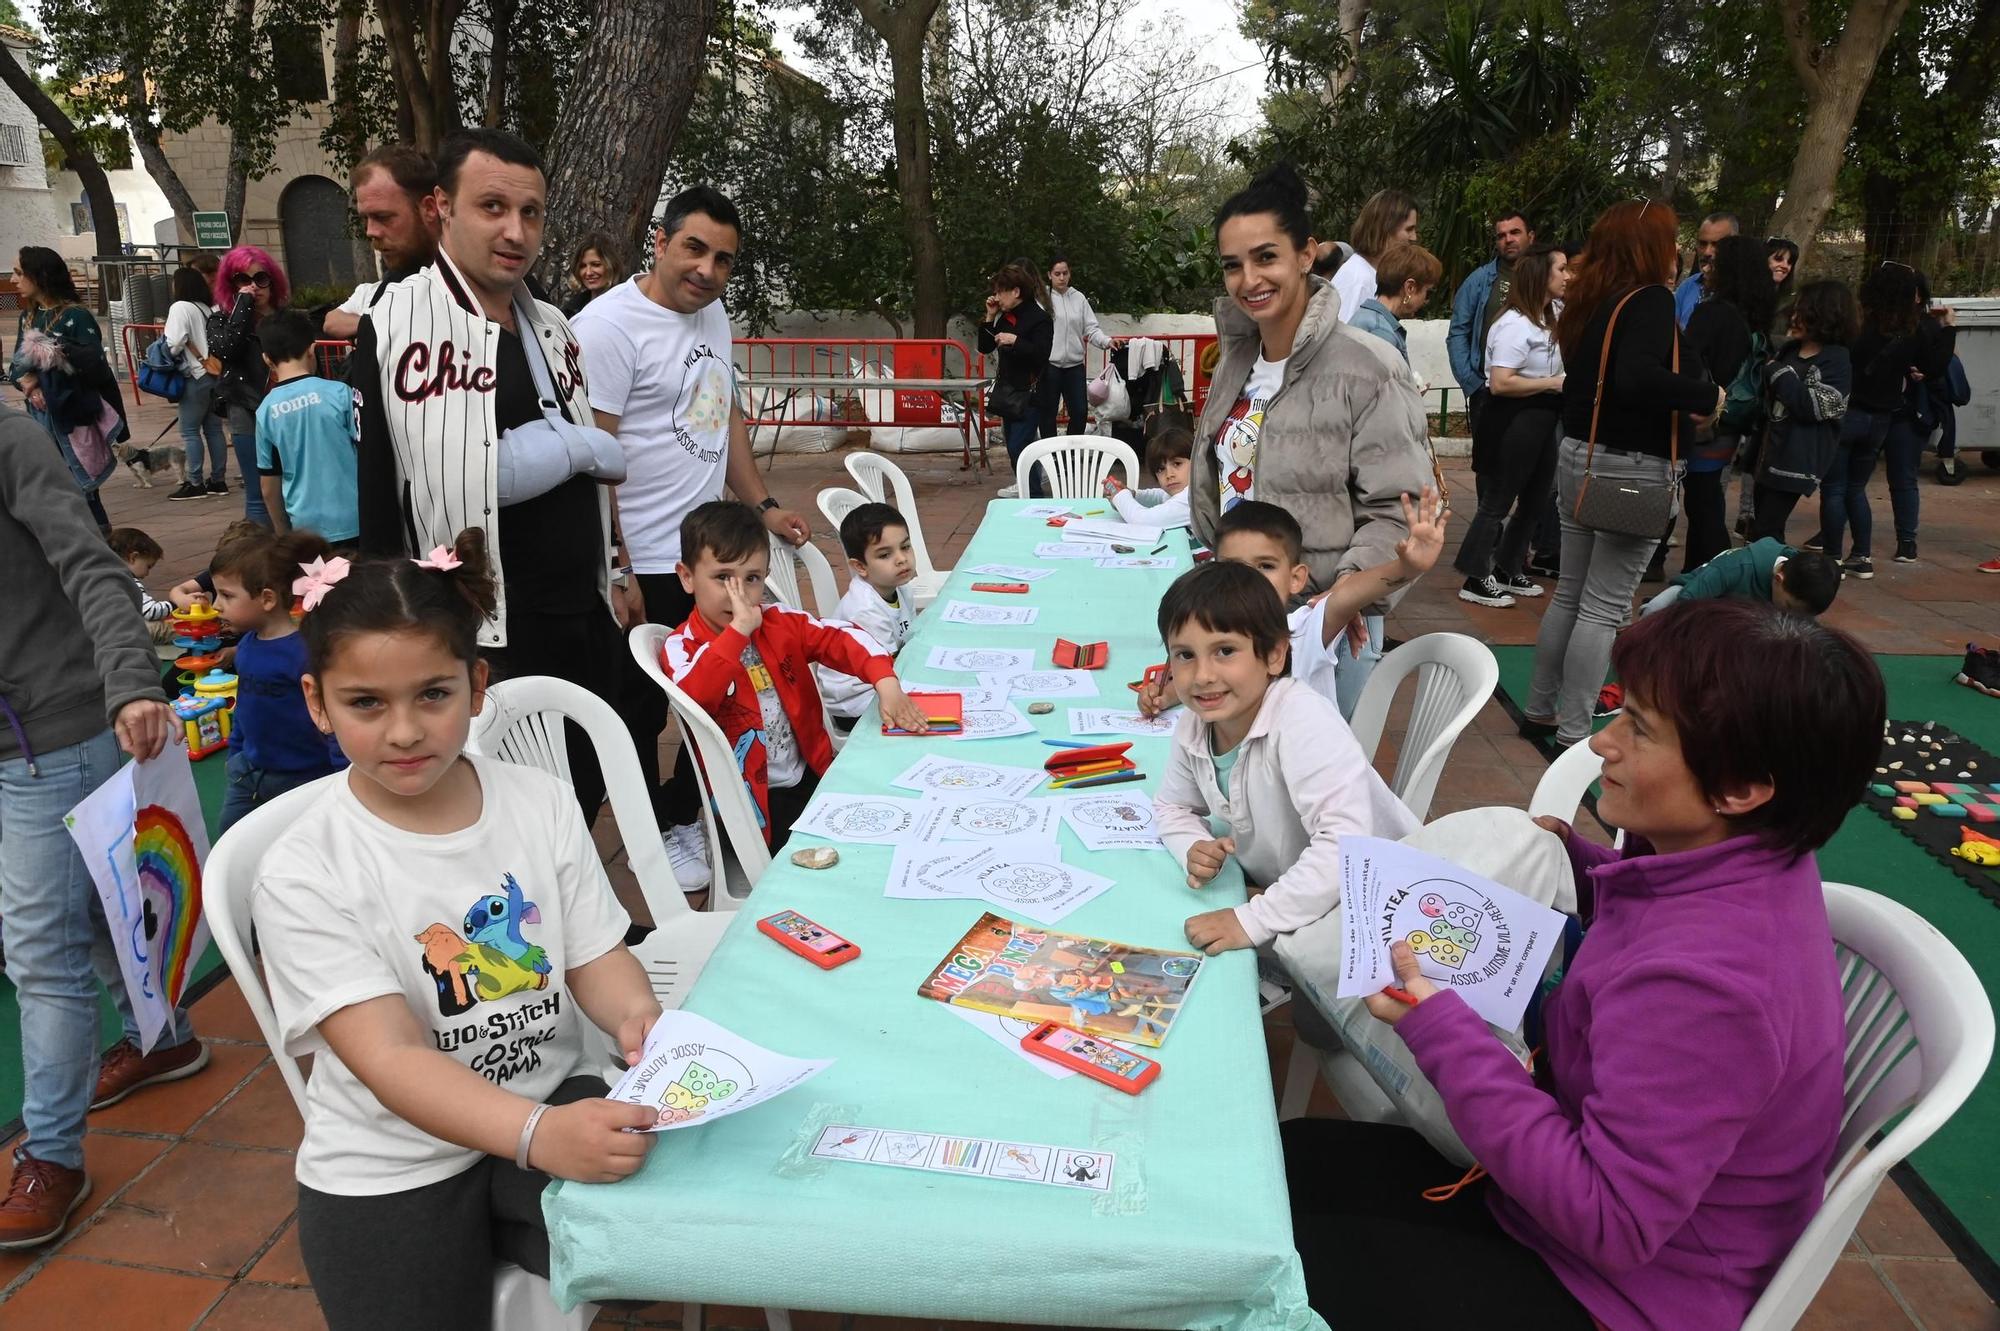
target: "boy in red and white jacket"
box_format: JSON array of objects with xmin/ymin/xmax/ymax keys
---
[{"xmin": 662, "ymin": 501, "xmax": 931, "ymax": 843}]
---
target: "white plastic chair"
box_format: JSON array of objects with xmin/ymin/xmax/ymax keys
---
[
  {"xmin": 1011, "ymin": 436, "xmax": 1141, "ymax": 501},
  {"xmin": 205, "ymin": 781, "xmax": 600, "ymax": 1331},
  {"xmin": 816, "ymin": 484, "xmax": 869, "ymax": 538},
  {"xmin": 1740, "ymin": 882, "xmax": 1993, "ymax": 1330},
  {"xmin": 843, "ymin": 451, "xmax": 949, "ymax": 606},
  {"xmin": 466, "ymin": 677, "xmax": 732, "ymax": 1009},
  {"xmin": 628, "ymin": 623, "xmax": 776, "ymax": 911},
  {"xmin": 1527, "ymin": 737, "xmax": 1604, "ymax": 823},
  {"xmin": 1346, "ymin": 632, "xmax": 1498, "ymax": 822}
]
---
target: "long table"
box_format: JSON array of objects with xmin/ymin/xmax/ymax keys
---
[{"xmin": 546, "ymin": 500, "xmax": 1327, "ymax": 1331}]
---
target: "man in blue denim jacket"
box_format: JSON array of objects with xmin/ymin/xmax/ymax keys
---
[{"xmin": 1446, "ymin": 210, "xmax": 1535, "ymax": 433}]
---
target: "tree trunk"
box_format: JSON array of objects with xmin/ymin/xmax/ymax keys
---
[
  {"xmin": 538, "ymin": 0, "xmax": 719, "ymax": 292},
  {"xmin": 856, "ymin": 0, "xmax": 947, "ymax": 337},
  {"xmin": 0, "ymin": 45, "xmax": 123, "ymax": 261},
  {"xmin": 485, "ymin": 0, "xmax": 515, "ymax": 126},
  {"xmin": 375, "ymin": 0, "xmax": 463, "ymax": 151},
  {"xmin": 1767, "ymin": 0, "xmax": 1914, "ymax": 268},
  {"xmin": 122, "ymin": 54, "xmax": 203, "ymax": 239},
  {"xmin": 1324, "ymin": 0, "xmax": 1371, "ymax": 105}
]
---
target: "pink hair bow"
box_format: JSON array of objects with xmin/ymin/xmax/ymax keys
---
[
  {"xmin": 293, "ymin": 556, "xmax": 352, "ymax": 611},
  {"xmin": 415, "ymin": 545, "xmax": 462, "ymax": 572}
]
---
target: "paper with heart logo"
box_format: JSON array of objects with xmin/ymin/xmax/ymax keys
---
[{"xmin": 606, "ymin": 1010, "xmax": 832, "ymax": 1132}]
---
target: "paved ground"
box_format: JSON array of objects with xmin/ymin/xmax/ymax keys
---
[{"xmin": 4, "ymin": 395, "xmax": 1997, "ymax": 1329}]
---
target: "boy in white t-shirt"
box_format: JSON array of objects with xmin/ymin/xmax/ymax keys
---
[
  {"xmin": 1137, "ymin": 496, "xmax": 1446, "ymax": 719},
  {"xmin": 1102, "ymin": 424, "xmax": 1194, "ymax": 528},
  {"xmin": 818, "ymin": 501, "xmax": 920, "ymax": 722}
]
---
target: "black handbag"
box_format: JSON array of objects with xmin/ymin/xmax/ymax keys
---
[
  {"xmin": 988, "ymin": 380, "xmax": 1035, "ymax": 422},
  {"xmin": 1573, "ymin": 289, "xmax": 1683, "ymax": 538}
]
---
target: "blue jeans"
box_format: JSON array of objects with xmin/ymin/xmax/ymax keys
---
[
  {"xmin": 1, "ymin": 731, "xmax": 192, "ymax": 1170},
  {"xmin": 1332, "ymin": 613, "xmax": 1384, "ymax": 721},
  {"xmin": 1817, "ymin": 409, "xmax": 1889, "ymax": 559},
  {"xmin": 231, "ymin": 430, "xmax": 270, "ymax": 525},
  {"xmin": 178, "ymin": 377, "xmax": 228, "ymax": 486},
  {"xmin": 218, "ymin": 748, "xmax": 326, "ymax": 835},
  {"xmin": 1003, "ymin": 411, "xmax": 1046, "ymax": 497},
  {"xmin": 1883, "ymin": 415, "xmax": 1925, "ymax": 546}
]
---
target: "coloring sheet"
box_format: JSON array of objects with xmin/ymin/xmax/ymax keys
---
[
  {"xmin": 809, "ymin": 1124, "xmax": 1113, "ymax": 1191},
  {"xmin": 789, "ymin": 793, "xmax": 930, "ymax": 845},
  {"xmin": 916, "ymin": 796, "xmax": 1065, "ymax": 844},
  {"xmin": 1062, "ymin": 519, "xmax": 1161, "ymax": 545},
  {"xmin": 1095, "ymin": 556, "xmax": 1176, "ymax": 570},
  {"xmin": 1033, "ymin": 541, "xmax": 1112, "ymax": 560},
  {"xmin": 979, "ymin": 669, "xmax": 1100, "ymax": 699},
  {"xmin": 1013, "ymin": 503, "xmax": 1075, "ymax": 519},
  {"xmin": 1069, "ymin": 707, "xmax": 1180, "ymax": 738},
  {"xmin": 929, "ymin": 843, "xmax": 1116, "ymax": 922},
  {"xmin": 884, "ymin": 843, "xmax": 984, "ymax": 900},
  {"xmin": 1334, "ymin": 836, "xmax": 1567, "ymax": 1030},
  {"xmin": 927, "ymin": 645, "xmax": 1035, "ymax": 675},
  {"xmin": 891, "ymin": 753, "xmax": 1045, "ymax": 800},
  {"xmin": 1059, "ymin": 791, "xmax": 1166, "ymax": 852},
  {"xmin": 62, "ymin": 745, "xmax": 214, "ymax": 1053},
  {"xmin": 939, "ymin": 600, "xmax": 1039, "ymax": 627},
  {"xmin": 944, "ymin": 706, "xmax": 1037, "ymax": 742},
  {"xmin": 607, "ymin": 1010, "xmax": 830, "ymax": 1132},
  {"xmin": 963, "ymin": 562, "xmax": 1056, "ymax": 583}
]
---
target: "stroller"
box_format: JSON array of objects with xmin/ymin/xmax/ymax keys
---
[{"xmin": 1093, "ymin": 339, "xmax": 1190, "ymax": 452}]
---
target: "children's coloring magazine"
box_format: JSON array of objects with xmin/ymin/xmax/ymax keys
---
[{"xmin": 916, "ymin": 912, "xmax": 1202, "ymax": 1048}]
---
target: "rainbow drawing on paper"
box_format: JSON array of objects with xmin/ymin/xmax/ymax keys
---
[{"xmin": 133, "ymin": 805, "xmax": 205, "ymax": 1005}]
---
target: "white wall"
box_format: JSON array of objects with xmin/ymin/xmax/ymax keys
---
[
  {"xmin": 0, "ymin": 44, "xmax": 61, "ymax": 256},
  {"xmin": 48, "ymin": 154, "xmax": 177, "ymax": 261}
]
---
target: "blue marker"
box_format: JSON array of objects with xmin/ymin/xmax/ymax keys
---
[{"xmin": 1042, "ymin": 739, "xmax": 1093, "ymax": 749}]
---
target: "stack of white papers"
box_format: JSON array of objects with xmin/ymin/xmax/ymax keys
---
[
  {"xmin": 1062, "ymin": 519, "xmax": 1163, "ymax": 545},
  {"xmin": 884, "ymin": 839, "xmax": 1114, "ymax": 922}
]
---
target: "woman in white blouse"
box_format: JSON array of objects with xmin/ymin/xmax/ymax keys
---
[
  {"xmin": 1454, "ymin": 245, "xmax": 1569, "ymax": 607},
  {"xmin": 1331, "ymin": 189, "xmax": 1420, "ymax": 322}
]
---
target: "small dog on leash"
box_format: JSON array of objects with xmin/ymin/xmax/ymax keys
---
[{"xmin": 119, "ymin": 440, "xmax": 189, "ymax": 488}]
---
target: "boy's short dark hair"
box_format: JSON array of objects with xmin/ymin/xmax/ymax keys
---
[
  {"xmin": 1778, "ymin": 550, "xmax": 1840, "ymax": 614},
  {"xmin": 1215, "ymin": 499, "xmax": 1305, "ymax": 567},
  {"xmin": 839, "ymin": 501, "xmax": 907, "ymax": 561},
  {"xmin": 107, "ymin": 527, "xmax": 162, "ymax": 562},
  {"xmin": 1144, "ymin": 426, "xmax": 1194, "ymax": 479},
  {"xmin": 1157, "ymin": 561, "xmax": 1290, "ymax": 663},
  {"xmin": 1611, "ymin": 599, "xmax": 1884, "ymax": 856},
  {"xmin": 1789, "ymin": 280, "xmax": 1859, "ymax": 347},
  {"xmin": 258, "ymin": 309, "xmax": 318, "ymax": 365},
  {"xmin": 680, "ymin": 500, "xmax": 767, "ymax": 568}
]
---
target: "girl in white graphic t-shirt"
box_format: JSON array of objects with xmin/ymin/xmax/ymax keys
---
[{"xmin": 252, "ymin": 527, "xmax": 662, "ymax": 1329}]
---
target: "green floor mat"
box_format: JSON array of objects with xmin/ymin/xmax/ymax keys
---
[
  {"xmin": 0, "ymin": 748, "xmax": 232, "ymax": 1135},
  {"xmin": 1493, "ymin": 645, "xmax": 2000, "ymax": 1274}
]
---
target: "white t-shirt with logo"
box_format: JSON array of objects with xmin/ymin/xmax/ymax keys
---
[
  {"xmin": 573, "ymin": 277, "xmax": 736, "ymax": 572},
  {"xmin": 1485, "ymin": 309, "xmax": 1563, "ymax": 381},
  {"xmin": 740, "ymin": 641, "xmax": 806, "ymax": 787},
  {"xmin": 1213, "ymin": 355, "xmax": 1286, "ymax": 515},
  {"xmin": 818, "ymin": 576, "xmax": 914, "ymax": 719},
  {"xmin": 253, "ymin": 756, "xmax": 630, "ymax": 1195}
]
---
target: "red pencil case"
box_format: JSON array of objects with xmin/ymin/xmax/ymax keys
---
[{"xmin": 1053, "ymin": 638, "xmax": 1108, "ymax": 670}]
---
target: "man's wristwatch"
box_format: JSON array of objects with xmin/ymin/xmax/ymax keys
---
[{"xmin": 757, "ymin": 497, "xmax": 781, "ymax": 513}]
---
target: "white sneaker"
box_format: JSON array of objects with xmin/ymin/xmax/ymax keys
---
[
  {"xmin": 662, "ymin": 822, "xmax": 713, "ymax": 892},
  {"xmin": 998, "ymin": 483, "xmax": 1020, "ymax": 498}
]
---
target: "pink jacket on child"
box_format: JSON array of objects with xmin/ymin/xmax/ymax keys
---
[{"xmin": 1154, "ymin": 675, "xmax": 1417, "ymax": 945}]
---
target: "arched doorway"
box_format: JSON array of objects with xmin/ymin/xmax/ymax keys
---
[{"xmin": 279, "ymin": 175, "xmax": 358, "ymax": 292}]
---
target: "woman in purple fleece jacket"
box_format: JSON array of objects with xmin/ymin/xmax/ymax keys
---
[{"xmin": 1283, "ymin": 598, "xmax": 1884, "ymax": 1331}]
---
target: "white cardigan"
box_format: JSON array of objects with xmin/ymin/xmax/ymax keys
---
[{"xmin": 1155, "ymin": 675, "xmax": 1418, "ymax": 946}]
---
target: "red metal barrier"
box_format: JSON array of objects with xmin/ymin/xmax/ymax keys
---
[
  {"xmin": 121, "ymin": 322, "xmax": 353, "ymax": 401},
  {"xmin": 734, "ymin": 337, "xmax": 993, "ymax": 468}
]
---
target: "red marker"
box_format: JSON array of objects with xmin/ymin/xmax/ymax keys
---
[{"xmin": 1381, "ymin": 986, "xmax": 1419, "ymax": 1007}]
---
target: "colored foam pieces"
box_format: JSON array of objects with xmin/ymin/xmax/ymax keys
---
[
  {"xmin": 1893, "ymin": 780, "xmax": 1932, "ymax": 793},
  {"xmin": 1896, "ymin": 797, "xmax": 1921, "ymax": 809},
  {"xmin": 1870, "ymin": 783, "xmax": 1897, "ymax": 797},
  {"xmin": 1892, "ymin": 807, "xmax": 1918, "ymax": 820},
  {"xmin": 1912, "ymin": 793, "xmax": 1949, "ymax": 805},
  {"xmin": 1951, "ymin": 793, "xmax": 1984, "ymax": 807},
  {"xmin": 1932, "ymin": 804, "xmax": 1968, "ymax": 818},
  {"xmin": 1969, "ymin": 805, "xmax": 1998, "ymax": 823}
]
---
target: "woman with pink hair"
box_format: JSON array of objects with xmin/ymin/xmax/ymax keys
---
[{"xmin": 209, "ymin": 245, "xmax": 290, "ymax": 523}]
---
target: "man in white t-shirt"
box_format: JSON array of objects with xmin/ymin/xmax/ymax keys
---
[
  {"xmin": 323, "ymin": 144, "xmax": 441, "ymax": 340},
  {"xmin": 573, "ymin": 185, "xmax": 811, "ymax": 895}
]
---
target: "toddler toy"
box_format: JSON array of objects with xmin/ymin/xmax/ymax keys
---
[
  {"xmin": 168, "ymin": 602, "xmax": 224, "ymax": 652},
  {"xmin": 173, "ymin": 667, "xmax": 238, "ymax": 759}
]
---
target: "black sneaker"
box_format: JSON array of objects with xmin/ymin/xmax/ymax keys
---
[
  {"xmin": 1525, "ymin": 555, "xmax": 1560, "ymax": 578},
  {"xmin": 167, "ymin": 482, "xmax": 205, "ymax": 501},
  {"xmin": 1843, "ymin": 556, "xmax": 1874, "ymax": 580},
  {"xmin": 1457, "ymin": 575, "xmax": 1517, "ymax": 608},
  {"xmin": 1894, "ymin": 540, "xmax": 1918, "ymax": 564},
  {"xmin": 1955, "ymin": 644, "xmax": 2000, "ymax": 698},
  {"xmin": 1496, "ymin": 572, "xmax": 1545, "ymax": 598},
  {"xmin": 1801, "ymin": 536, "xmax": 1826, "ymax": 555},
  {"xmin": 204, "ymin": 478, "xmax": 228, "ymax": 496}
]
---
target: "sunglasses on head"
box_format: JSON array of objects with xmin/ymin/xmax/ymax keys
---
[{"xmin": 233, "ymin": 271, "xmax": 273, "ymax": 289}]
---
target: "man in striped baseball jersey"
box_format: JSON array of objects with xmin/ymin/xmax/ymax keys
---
[{"xmin": 353, "ymin": 126, "xmax": 623, "ymax": 823}]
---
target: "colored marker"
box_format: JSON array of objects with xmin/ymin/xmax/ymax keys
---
[
  {"xmin": 1042, "ymin": 739, "xmax": 1093, "ymax": 748},
  {"xmin": 1381, "ymin": 986, "xmax": 1419, "ymax": 1007},
  {"xmin": 1048, "ymin": 761, "xmax": 1131, "ymax": 783},
  {"xmin": 1053, "ymin": 770, "xmax": 1145, "ymax": 790}
]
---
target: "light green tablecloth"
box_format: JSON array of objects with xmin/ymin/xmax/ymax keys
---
[{"xmin": 547, "ymin": 500, "xmax": 1327, "ymax": 1331}]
